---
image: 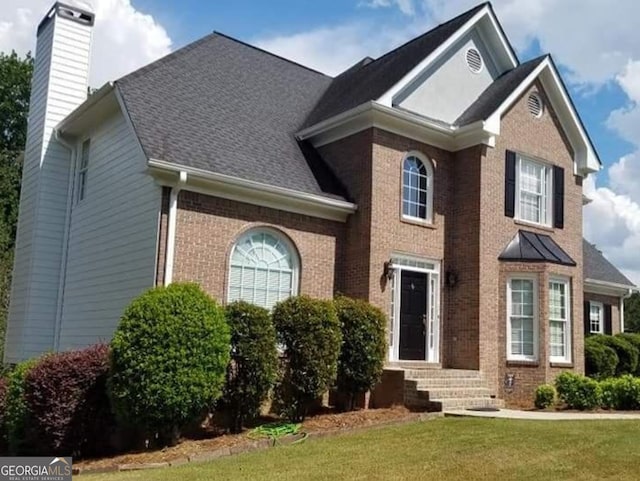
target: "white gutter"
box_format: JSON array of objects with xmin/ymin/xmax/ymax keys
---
[
  {"xmin": 52, "ymin": 129, "xmax": 77, "ymax": 352},
  {"xmin": 55, "ymin": 82, "xmax": 115, "ymax": 133},
  {"xmin": 148, "ymin": 158, "xmax": 357, "ymax": 222},
  {"xmin": 584, "ymin": 278, "xmax": 638, "ymax": 293},
  {"xmin": 164, "ymin": 171, "xmax": 187, "ymax": 285}
]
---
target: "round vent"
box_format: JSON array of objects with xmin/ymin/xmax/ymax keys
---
[
  {"xmin": 465, "ymin": 48, "xmax": 483, "ymax": 73},
  {"xmin": 528, "ymin": 92, "xmax": 543, "ymax": 118}
]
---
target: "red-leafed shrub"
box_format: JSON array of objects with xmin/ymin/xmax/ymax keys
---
[{"xmin": 23, "ymin": 344, "xmax": 115, "ymax": 457}]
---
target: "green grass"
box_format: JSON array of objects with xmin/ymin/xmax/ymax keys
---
[{"xmin": 86, "ymin": 418, "xmax": 640, "ymax": 480}]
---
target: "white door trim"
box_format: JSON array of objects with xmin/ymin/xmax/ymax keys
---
[{"xmin": 389, "ymin": 256, "xmax": 441, "ymax": 363}]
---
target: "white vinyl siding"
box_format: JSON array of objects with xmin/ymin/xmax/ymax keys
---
[
  {"xmin": 507, "ymin": 276, "xmax": 538, "ymax": 361},
  {"xmin": 227, "ymin": 229, "xmax": 299, "ymax": 310},
  {"xmin": 549, "ymin": 278, "xmax": 571, "ymax": 363},
  {"xmin": 5, "ymin": 12, "xmax": 92, "ymax": 362},
  {"xmin": 58, "ymin": 111, "xmax": 161, "ymax": 350},
  {"xmin": 590, "ymin": 301, "xmax": 604, "ymax": 334},
  {"xmin": 516, "ymin": 155, "xmax": 552, "ymax": 226}
]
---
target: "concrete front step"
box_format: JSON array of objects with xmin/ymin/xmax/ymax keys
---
[{"xmin": 432, "ymin": 397, "xmax": 504, "ymax": 411}]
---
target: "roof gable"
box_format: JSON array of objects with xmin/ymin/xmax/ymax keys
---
[{"xmin": 302, "ymin": 3, "xmax": 493, "ymax": 128}]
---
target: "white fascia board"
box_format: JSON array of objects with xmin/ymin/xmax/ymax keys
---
[
  {"xmin": 55, "ymin": 82, "xmax": 114, "ymax": 134},
  {"xmin": 486, "ymin": 57, "xmax": 601, "ymax": 177},
  {"xmin": 297, "ymin": 101, "xmax": 495, "ymax": 152},
  {"xmin": 584, "ymin": 278, "xmax": 638, "ymax": 296},
  {"xmin": 147, "ymin": 159, "xmax": 357, "ymax": 223},
  {"xmin": 377, "ymin": 5, "xmax": 517, "ymax": 107}
]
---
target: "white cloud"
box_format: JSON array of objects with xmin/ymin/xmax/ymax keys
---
[
  {"xmin": 359, "ymin": 0, "xmax": 416, "ymax": 16},
  {"xmin": 0, "ymin": 0, "xmax": 172, "ymax": 87}
]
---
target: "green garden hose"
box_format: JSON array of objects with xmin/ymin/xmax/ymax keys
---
[{"xmin": 248, "ymin": 422, "xmax": 308, "ymax": 445}]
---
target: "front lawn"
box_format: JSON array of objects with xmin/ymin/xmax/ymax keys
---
[{"xmin": 86, "ymin": 417, "xmax": 640, "ymax": 481}]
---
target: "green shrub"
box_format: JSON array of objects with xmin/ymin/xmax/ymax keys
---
[
  {"xmin": 220, "ymin": 301, "xmax": 278, "ymax": 433},
  {"xmin": 272, "ymin": 295, "xmax": 342, "ymax": 421},
  {"xmin": 534, "ymin": 384, "xmax": 556, "ymax": 409},
  {"xmin": 555, "ymin": 372, "xmax": 601, "ymax": 410},
  {"xmin": 599, "ymin": 378, "xmax": 618, "ymax": 409},
  {"xmin": 593, "ymin": 335, "xmax": 638, "ymax": 376},
  {"xmin": 0, "ymin": 378, "xmax": 7, "ymax": 454},
  {"xmin": 109, "ymin": 283, "xmax": 230, "ymax": 446},
  {"xmin": 5, "ymin": 360, "xmax": 37, "ymax": 454},
  {"xmin": 334, "ymin": 296, "xmax": 387, "ymax": 411},
  {"xmin": 608, "ymin": 375, "xmax": 640, "ymax": 410},
  {"xmin": 617, "ymin": 333, "xmax": 640, "ymax": 375},
  {"xmin": 585, "ymin": 336, "xmax": 618, "ymax": 379}
]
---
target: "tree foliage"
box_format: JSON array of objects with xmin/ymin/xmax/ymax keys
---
[
  {"xmin": 625, "ymin": 292, "xmax": 640, "ymax": 333},
  {"xmin": 0, "ymin": 50, "xmax": 33, "ymax": 362}
]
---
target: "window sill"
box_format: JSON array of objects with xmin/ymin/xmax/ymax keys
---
[
  {"xmin": 550, "ymin": 362, "xmax": 573, "ymax": 368},
  {"xmin": 506, "ymin": 359, "xmax": 539, "ymax": 367},
  {"xmin": 514, "ymin": 219, "xmax": 554, "ymax": 233},
  {"xmin": 401, "ymin": 216, "xmax": 436, "ymax": 229}
]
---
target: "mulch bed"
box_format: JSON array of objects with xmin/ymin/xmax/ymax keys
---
[{"xmin": 75, "ymin": 407, "xmax": 435, "ymax": 474}]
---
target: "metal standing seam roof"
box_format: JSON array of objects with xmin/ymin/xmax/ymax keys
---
[
  {"xmin": 583, "ymin": 239, "xmax": 635, "ymax": 287},
  {"xmin": 499, "ymin": 230, "xmax": 576, "ymax": 266}
]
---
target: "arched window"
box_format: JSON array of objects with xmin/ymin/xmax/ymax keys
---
[
  {"xmin": 402, "ymin": 153, "xmax": 433, "ymax": 222},
  {"xmin": 227, "ymin": 228, "xmax": 299, "ymax": 310}
]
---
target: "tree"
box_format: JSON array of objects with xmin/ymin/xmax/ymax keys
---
[
  {"xmin": 625, "ymin": 292, "xmax": 640, "ymax": 333},
  {"xmin": 0, "ymin": 51, "xmax": 33, "ymax": 361}
]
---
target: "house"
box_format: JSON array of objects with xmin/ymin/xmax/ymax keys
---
[{"xmin": 6, "ymin": 1, "xmax": 637, "ymax": 407}]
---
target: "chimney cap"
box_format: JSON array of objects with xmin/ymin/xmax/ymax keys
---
[{"xmin": 37, "ymin": 1, "xmax": 95, "ymax": 35}]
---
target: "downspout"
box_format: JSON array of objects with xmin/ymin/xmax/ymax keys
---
[
  {"xmin": 164, "ymin": 171, "xmax": 187, "ymax": 285},
  {"xmin": 621, "ymin": 289, "xmax": 633, "ymax": 333},
  {"xmin": 53, "ymin": 129, "xmax": 76, "ymax": 352}
]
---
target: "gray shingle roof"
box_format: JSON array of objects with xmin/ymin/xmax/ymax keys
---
[
  {"xmin": 302, "ymin": 3, "xmax": 489, "ymax": 128},
  {"xmin": 455, "ymin": 55, "xmax": 546, "ymax": 126},
  {"xmin": 583, "ymin": 239, "xmax": 635, "ymax": 287},
  {"xmin": 116, "ymin": 33, "xmax": 349, "ymax": 199}
]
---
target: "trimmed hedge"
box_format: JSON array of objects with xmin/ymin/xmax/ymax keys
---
[
  {"xmin": 594, "ymin": 335, "xmax": 638, "ymax": 376},
  {"xmin": 617, "ymin": 333, "xmax": 640, "ymax": 376},
  {"xmin": 334, "ymin": 296, "xmax": 387, "ymax": 411},
  {"xmin": 109, "ymin": 283, "xmax": 230, "ymax": 446},
  {"xmin": 585, "ymin": 336, "xmax": 618, "ymax": 380},
  {"xmin": 534, "ymin": 384, "xmax": 556, "ymax": 409},
  {"xmin": 5, "ymin": 360, "xmax": 37, "ymax": 455},
  {"xmin": 555, "ymin": 372, "xmax": 601, "ymax": 410},
  {"xmin": 23, "ymin": 344, "xmax": 114, "ymax": 457},
  {"xmin": 220, "ymin": 301, "xmax": 278, "ymax": 433},
  {"xmin": 273, "ymin": 295, "xmax": 342, "ymax": 421}
]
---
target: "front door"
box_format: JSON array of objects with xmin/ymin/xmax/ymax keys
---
[{"xmin": 399, "ymin": 270, "xmax": 427, "ymax": 360}]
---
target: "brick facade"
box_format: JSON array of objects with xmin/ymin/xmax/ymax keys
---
[
  {"xmin": 584, "ymin": 292, "xmax": 622, "ymax": 334},
  {"xmin": 159, "ymin": 83, "xmax": 598, "ymax": 407}
]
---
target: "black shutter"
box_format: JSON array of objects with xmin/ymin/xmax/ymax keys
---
[
  {"xmin": 505, "ymin": 150, "xmax": 516, "ymax": 218},
  {"xmin": 584, "ymin": 301, "xmax": 590, "ymax": 335},
  {"xmin": 604, "ymin": 304, "xmax": 613, "ymax": 335},
  {"xmin": 553, "ymin": 166, "xmax": 565, "ymax": 229}
]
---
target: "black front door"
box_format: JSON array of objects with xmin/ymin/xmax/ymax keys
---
[{"xmin": 399, "ymin": 271, "xmax": 427, "ymax": 360}]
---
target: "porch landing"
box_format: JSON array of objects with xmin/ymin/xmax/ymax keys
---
[{"xmin": 373, "ymin": 367, "xmax": 504, "ymax": 411}]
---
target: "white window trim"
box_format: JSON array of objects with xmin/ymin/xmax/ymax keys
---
[
  {"xmin": 515, "ymin": 154, "xmax": 553, "ymax": 228},
  {"xmin": 507, "ymin": 274, "xmax": 539, "ymax": 362},
  {"xmin": 226, "ymin": 227, "xmax": 300, "ymax": 310},
  {"xmin": 401, "ymin": 151, "xmax": 434, "ymax": 224},
  {"xmin": 549, "ymin": 277, "xmax": 572, "ymax": 364},
  {"xmin": 589, "ymin": 301, "xmax": 604, "ymax": 334}
]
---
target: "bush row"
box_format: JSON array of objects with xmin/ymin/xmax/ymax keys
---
[
  {"xmin": 585, "ymin": 333, "xmax": 640, "ymax": 379},
  {"xmin": 536, "ymin": 372, "xmax": 640, "ymax": 411},
  {"xmin": 0, "ymin": 284, "xmax": 387, "ymax": 455}
]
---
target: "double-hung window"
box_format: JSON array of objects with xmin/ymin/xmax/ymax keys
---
[
  {"xmin": 517, "ymin": 155, "xmax": 551, "ymax": 226},
  {"xmin": 507, "ymin": 276, "xmax": 538, "ymax": 361},
  {"xmin": 549, "ymin": 278, "xmax": 571, "ymax": 363},
  {"xmin": 589, "ymin": 301, "xmax": 604, "ymax": 334}
]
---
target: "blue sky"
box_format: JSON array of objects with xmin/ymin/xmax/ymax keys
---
[{"xmin": 2, "ymin": 0, "xmax": 640, "ymax": 281}]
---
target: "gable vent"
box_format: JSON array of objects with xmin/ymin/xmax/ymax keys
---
[
  {"xmin": 465, "ymin": 48, "xmax": 483, "ymax": 73},
  {"xmin": 528, "ymin": 92, "xmax": 543, "ymax": 118}
]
